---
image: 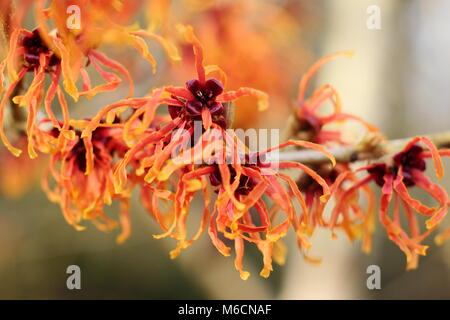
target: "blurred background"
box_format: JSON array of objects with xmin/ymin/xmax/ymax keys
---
[{"xmin": 1, "ymin": 0, "xmax": 450, "ymax": 299}]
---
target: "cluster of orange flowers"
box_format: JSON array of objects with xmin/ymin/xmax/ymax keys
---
[{"xmin": 1, "ymin": 0, "xmax": 450, "ymax": 279}]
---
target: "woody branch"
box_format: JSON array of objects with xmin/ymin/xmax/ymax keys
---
[{"xmin": 278, "ymin": 130, "xmax": 450, "ymax": 165}]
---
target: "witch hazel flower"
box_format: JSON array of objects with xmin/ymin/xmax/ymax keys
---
[
  {"xmin": 294, "ymin": 51, "xmax": 380, "ymax": 146},
  {"xmin": 0, "ymin": 0, "xmax": 178, "ymax": 159},
  {"xmin": 164, "ymin": 24, "xmax": 268, "ymax": 131},
  {"xmin": 83, "ymin": 24, "xmax": 269, "ymax": 189},
  {"xmin": 152, "ymin": 126, "xmax": 336, "ymax": 280},
  {"xmin": 281, "ymin": 52, "xmax": 382, "ymax": 245},
  {"xmin": 332, "ymin": 136, "xmax": 450, "ymax": 269},
  {"xmin": 41, "ymin": 121, "xmax": 133, "ymax": 242}
]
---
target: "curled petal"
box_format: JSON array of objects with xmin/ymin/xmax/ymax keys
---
[
  {"xmin": 44, "ymin": 66, "xmax": 62, "ymax": 128},
  {"xmin": 279, "ymin": 161, "xmax": 331, "ymax": 202},
  {"xmin": 177, "ymin": 24, "xmax": 205, "ymax": 83},
  {"xmin": 131, "ymin": 30, "xmax": 181, "ymax": 62},
  {"xmin": 81, "ymin": 97, "xmax": 150, "ymax": 139},
  {"xmin": 164, "ymin": 86, "xmax": 194, "ymax": 100},
  {"xmin": 205, "ymin": 65, "xmax": 227, "ymax": 88},
  {"xmin": 435, "ymin": 227, "xmax": 450, "ymax": 245},
  {"xmin": 116, "ymin": 198, "xmax": 131, "ymax": 244},
  {"xmin": 6, "ymin": 28, "xmax": 20, "ymax": 82},
  {"xmin": 0, "ymin": 68, "xmax": 27, "ymax": 156},
  {"xmin": 208, "ymin": 208, "xmax": 231, "ymax": 257},
  {"xmin": 217, "ymin": 87, "xmax": 269, "ymax": 111},
  {"xmin": 405, "ymin": 136, "xmax": 444, "ymax": 179},
  {"xmin": 126, "ymin": 33, "xmax": 157, "ymax": 74},
  {"xmin": 89, "ymin": 50, "xmax": 134, "ymax": 98},
  {"xmin": 298, "ymin": 51, "xmax": 354, "ymax": 105},
  {"xmin": 53, "ymin": 38, "xmax": 79, "ymax": 101},
  {"xmin": 412, "ymin": 170, "xmax": 449, "ymax": 229},
  {"xmin": 261, "ymin": 140, "xmax": 336, "ymax": 166},
  {"xmin": 258, "ymin": 241, "xmax": 273, "ymax": 279},
  {"xmin": 234, "ymin": 236, "xmax": 250, "ymax": 280},
  {"xmin": 321, "ymin": 113, "xmax": 380, "ymax": 133},
  {"xmin": 201, "ymin": 107, "xmax": 212, "ymax": 130},
  {"xmin": 393, "ymin": 169, "xmax": 435, "ymax": 216}
]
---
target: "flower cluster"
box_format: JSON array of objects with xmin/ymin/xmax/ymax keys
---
[
  {"xmin": 290, "ymin": 54, "xmax": 450, "ymax": 269},
  {"xmin": 1, "ymin": 1, "xmax": 450, "ymax": 280},
  {"xmin": 331, "ymin": 137, "xmax": 450, "ymax": 269}
]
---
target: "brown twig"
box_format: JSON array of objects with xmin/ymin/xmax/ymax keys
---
[{"xmin": 278, "ymin": 130, "xmax": 450, "ymax": 165}]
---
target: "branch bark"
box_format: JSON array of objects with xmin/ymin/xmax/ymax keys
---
[{"xmin": 278, "ymin": 130, "xmax": 450, "ymax": 165}]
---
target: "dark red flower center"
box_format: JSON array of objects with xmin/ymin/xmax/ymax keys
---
[
  {"xmin": 61, "ymin": 127, "xmax": 122, "ymax": 172},
  {"xmin": 208, "ymin": 164, "xmax": 259, "ymax": 195},
  {"xmin": 299, "ymin": 165, "xmax": 337, "ymax": 197},
  {"xmin": 293, "ymin": 117, "xmax": 322, "ymax": 143},
  {"xmin": 207, "ymin": 152, "xmax": 267, "ymax": 195},
  {"xmin": 368, "ymin": 144, "xmax": 426, "ymax": 187},
  {"xmin": 22, "ymin": 29, "xmax": 60, "ymax": 71},
  {"xmin": 168, "ymin": 78, "xmax": 226, "ymax": 129}
]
